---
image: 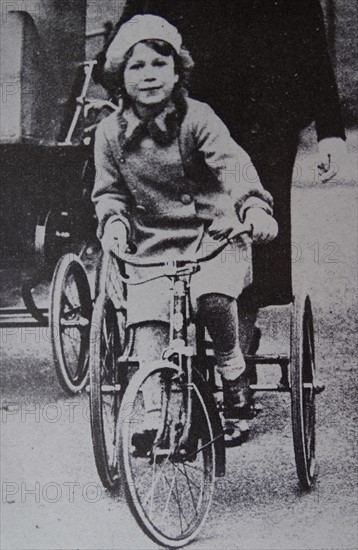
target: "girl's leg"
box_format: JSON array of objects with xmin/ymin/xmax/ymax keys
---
[
  {"xmin": 129, "ymin": 321, "xmax": 170, "ymax": 430},
  {"xmin": 197, "ymin": 293, "xmax": 253, "ymax": 420},
  {"xmin": 197, "ymin": 293, "xmax": 245, "ymax": 378}
]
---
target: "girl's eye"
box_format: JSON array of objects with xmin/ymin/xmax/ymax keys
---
[
  {"xmin": 153, "ymin": 59, "xmax": 168, "ymax": 67},
  {"xmin": 128, "ymin": 62, "xmax": 144, "ymax": 70}
]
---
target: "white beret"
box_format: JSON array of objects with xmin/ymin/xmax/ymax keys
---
[{"xmin": 105, "ymin": 15, "xmax": 183, "ymax": 74}]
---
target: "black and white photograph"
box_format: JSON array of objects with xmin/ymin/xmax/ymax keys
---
[{"xmin": 0, "ymin": 1, "xmax": 357, "ymax": 548}]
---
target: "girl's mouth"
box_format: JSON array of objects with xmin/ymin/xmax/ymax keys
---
[{"xmin": 139, "ymin": 86, "xmax": 163, "ymax": 92}]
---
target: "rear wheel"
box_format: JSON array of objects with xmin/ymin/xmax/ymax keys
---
[
  {"xmin": 118, "ymin": 363, "xmax": 215, "ymax": 547},
  {"xmin": 50, "ymin": 254, "xmax": 92, "ymax": 394},
  {"xmin": 291, "ymin": 293, "xmax": 317, "ymax": 489}
]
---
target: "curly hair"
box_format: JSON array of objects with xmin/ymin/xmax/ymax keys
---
[{"xmin": 103, "ymin": 39, "xmax": 194, "ymax": 106}]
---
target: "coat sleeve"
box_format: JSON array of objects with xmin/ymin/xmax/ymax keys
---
[
  {"xmin": 91, "ymin": 121, "xmax": 131, "ymax": 239},
  {"xmin": 192, "ymin": 102, "xmax": 274, "ymax": 221},
  {"xmin": 302, "ymin": 0, "xmax": 345, "ymax": 141}
]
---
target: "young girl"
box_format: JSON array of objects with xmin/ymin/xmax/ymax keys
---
[{"xmin": 92, "ymin": 15, "xmax": 278, "ymax": 445}]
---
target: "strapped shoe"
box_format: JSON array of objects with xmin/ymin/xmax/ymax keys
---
[{"xmin": 222, "ymin": 373, "xmax": 255, "ymax": 420}]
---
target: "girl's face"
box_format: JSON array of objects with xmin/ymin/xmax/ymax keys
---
[{"xmin": 124, "ymin": 42, "xmax": 179, "ymax": 109}]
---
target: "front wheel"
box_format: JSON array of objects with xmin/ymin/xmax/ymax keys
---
[
  {"xmin": 117, "ymin": 362, "xmax": 215, "ymax": 548},
  {"xmin": 50, "ymin": 254, "xmax": 92, "ymax": 394},
  {"xmin": 291, "ymin": 293, "xmax": 317, "ymax": 489}
]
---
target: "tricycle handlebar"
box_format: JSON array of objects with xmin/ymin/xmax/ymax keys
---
[{"xmin": 109, "ymin": 224, "xmax": 253, "ymax": 268}]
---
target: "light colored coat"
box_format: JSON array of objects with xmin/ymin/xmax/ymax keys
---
[{"xmin": 92, "ymin": 97, "xmax": 273, "ymax": 324}]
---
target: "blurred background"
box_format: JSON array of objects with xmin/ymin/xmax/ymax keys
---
[
  {"xmin": 0, "ymin": 0, "xmax": 356, "ymax": 257},
  {"xmin": 0, "ymin": 0, "xmax": 357, "ymax": 145},
  {"xmin": 84, "ymin": 0, "xmax": 357, "ymax": 124}
]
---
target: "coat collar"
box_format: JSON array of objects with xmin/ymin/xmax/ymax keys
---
[{"xmin": 117, "ymin": 101, "xmax": 180, "ymax": 148}]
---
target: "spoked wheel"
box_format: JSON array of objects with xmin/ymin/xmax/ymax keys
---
[
  {"xmin": 89, "ymin": 291, "xmax": 127, "ymax": 491},
  {"xmin": 291, "ymin": 293, "xmax": 318, "ymax": 489},
  {"xmin": 50, "ymin": 254, "xmax": 92, "ymax": 394},
  {"xmin": 117, "ymin": 363, "xmax": 215, "ymax": 548}
]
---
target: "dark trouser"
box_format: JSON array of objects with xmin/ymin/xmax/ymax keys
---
[
  {"xmin": 234, "ymin": 122, "xmax": 300, "ymax": 309},
  {"xmin": 229, "ymin": 122, "xmax": 301, "ymax": 357}
]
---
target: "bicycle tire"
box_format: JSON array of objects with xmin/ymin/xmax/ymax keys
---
[{"xmin": 117, "ymin": 361, "xmax": 216, "ymax": 547}]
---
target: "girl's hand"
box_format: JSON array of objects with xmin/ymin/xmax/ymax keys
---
[
  {"xmin": 244, "ymin": 208, "xmax": 278, "ymax": 244},
  {"xmin": 101, "ymin": 219, "xmax": 128, "ymax": 255},
  {"xmin": 208, "ymin": 216, "xmax": 244, "ymax": 241}
]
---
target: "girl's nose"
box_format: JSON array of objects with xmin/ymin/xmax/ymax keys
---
[{"xmin": 142, "ymin": 66, "xmax": 157, "ymax": 81}]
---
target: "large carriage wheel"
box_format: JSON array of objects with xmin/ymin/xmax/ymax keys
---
[
  {"xmin": 50, "ymin": 254, "xmax": 92, "ymax": 394},
  {"xmin": 290, "ymin": 292, "xmax": 317, "ymax": 489},
  {"xmin": 89, "ymin": 253, "xmax": 128, "ymax": 491}
]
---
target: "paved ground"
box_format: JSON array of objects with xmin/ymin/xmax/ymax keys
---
[{"xmin": 0, "ymin": 131, "xmax": 357, "ymax": 549}]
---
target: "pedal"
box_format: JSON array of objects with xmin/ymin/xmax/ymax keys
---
[{"xmin": 215, "ymin": 394, "xmax": 262, "ymax": 416}]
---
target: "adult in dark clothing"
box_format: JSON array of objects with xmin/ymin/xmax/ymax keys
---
[{"xmin": 93, "ymin": 0, "xmax": 345, "ymax": 349}]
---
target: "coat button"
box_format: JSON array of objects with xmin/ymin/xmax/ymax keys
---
[
  {"xmin": 135, "ymin": 205, "xmax": 146, "ymax": 213},
  {"xmin": 180, "ymin": 193, "xmax": 193, "ymax": 205},
  {"xmin": 119, "ymin": 157, "xmax": 125, "ymax": 163}
]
